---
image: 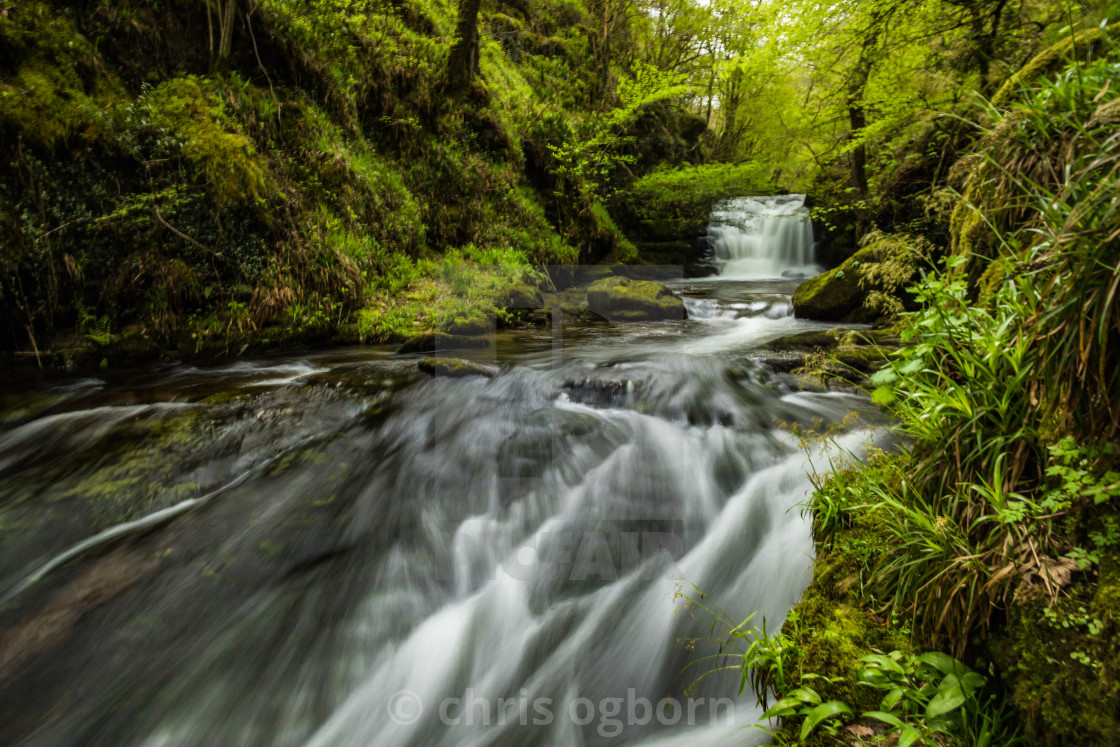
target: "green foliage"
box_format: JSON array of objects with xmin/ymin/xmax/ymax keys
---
[
  {"xmin": 759, "ymin": 649, "xmax": 1009, "ymax": 746},
  {"xmin": 869, "ymin": 257, "xmax": 1039, "ymax": 497},
  {"xmin": 623, "ymin": 161, "xmax": 769, "ymax": 240},
  {"xmin": 854, "ymin": 651, "xmax": 1019, "ymax": 747},
  {"xmin": 860, "ymin": 254, "xmax": 1120, "ymax": 651},
  {"xmin": 547, "ymin": 62, "xmax": 690, "ymax": 203},
  {"xmin": 142, "ymin": 76, "xmax": 271, "ymax": 205},
  {"xmin": 0, "ymin": 0, "xmax": 628, "ymax": 359},
  {"xmin": 782, "ymin": 43, "xmax": 1120, "ymax": 743},
  {"xmin": 686, "ymin": 579, "xmax": 1020, "ymax": 747},
  {"xmin": 763, "ymin": 686, "xmax": 852, "ymax": 744},
  {"xmin": 356, "ymin": 245, "xmax": 538, "ymax": 341}
]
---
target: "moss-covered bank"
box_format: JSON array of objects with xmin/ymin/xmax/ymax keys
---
[{"xmin": 0, "ymin": 0, "xmax": 711, "ymax": 368}]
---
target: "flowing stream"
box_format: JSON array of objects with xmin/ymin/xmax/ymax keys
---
[{"xmin": 0, "ymin": 214, "xmax": 881, "ymax": 746}]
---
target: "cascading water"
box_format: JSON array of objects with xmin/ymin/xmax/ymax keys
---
[
  {"xmin": 0, "ymin": 280, "xmax": 879, "ymax": 746},
  {"xmin": 707, "ymin": 195, "xmax": 818, "ymax": 280}
]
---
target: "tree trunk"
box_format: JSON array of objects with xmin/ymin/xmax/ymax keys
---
[
  {"xmin": 703, "ymin": 42, "xmax": 715, "ymax": 126},
  {"xmin": 847, "ymin": 50, "xmax": 872, "ymax": 238},
  {"xmin": 977, "ymin": 0, "xmax": 1010, "ymax": 94},
  {"xmin": 447, "ymin": 0, "xmax": 484, "ymax": 92},
  {"xmin": 217, "ymin": 0, "xmax": 237, "ymax": 61},
  {"xmin": 718, "ymin": 62, "xmax": 741, "ymax": 157}
]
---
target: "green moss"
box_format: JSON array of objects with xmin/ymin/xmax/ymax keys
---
[
  {"xmin": 587, "ymin": 276, "xmax": 629, "ymax": 308},
  {"xmin": 586, "ymin": 276, "xmax": 685, "ymax": 320},
  {"xmin": 765, "ymin": 458, "xmax": 921, "ymax": 744},
  {"xmin": 990, "ymin": 551, "xmax": 1120, "ymax": 745},
  {"xmin": 444, "ymin": 311, "xmax": 493, "ymax": 336},
  {"xmin": 771, "ymin": 525, "xmax": 913, "ymax": 745},
  {"xmin": 793, "ymin": 231, "xmax": 931, "ymax": 322},
  {"xmin": 501, "ymin": 282, "xmax": 545, "ymax": 310},
  {"xmin": 57, "ymin": 409, "xmax": 205, "ymax": 531},
  {"xmin": 268, "ymin": 448, "xmax": 328, "ymax": 477},
  {"xmin": 948, "ymin": 181, "xmax": 995, "ymax": 291},
  {"xmin": 417, "ymin": 357, "xmax": 496, "ymax": 378},
  {"xmin": 991, "ymin": 28, "xmax": 1106, "ymax": 107},
  {"xmin": 792, "ymin": 265, "xmax": 864, "ymax": 322},
  {"xmin": 143, "ymin": 77, "xmax": 272, "ymax": 205}
]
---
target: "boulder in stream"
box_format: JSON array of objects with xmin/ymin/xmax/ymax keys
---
[
  {"xmin": 586, "ymin": 277, "xmax": 687, "ymax": 321},
  {"xmin": 792, "ymin": 231, "xmax": 931, "ymax": 323}
]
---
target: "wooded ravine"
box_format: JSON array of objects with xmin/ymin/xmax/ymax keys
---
[{"xmin": 1, "ymin": 0, "xmax": 1119, "ymax": 743}]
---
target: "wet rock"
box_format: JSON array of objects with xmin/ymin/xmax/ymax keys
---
[
  {"xmin": 0, "ymin": 549, "xmax": 160, "ymax": 690},
  {"xmin": 765, "ymin": 329, "xmax": 846, "ymax": 352},
  {"xmin": 586, "ymin": 277, "xmax": 687, "ymax": 321},
  {"xmin": 751, "ymin": 350, "xmax": 809, "ymax": 375},
  {"xmin": 563, "ymin": 376, "xmax": 632, "ymax": 407},
  {"xmin": 398, "ymin": 332, "xmax": 451, "ymax": 354},
  {"xmin": 791, "ymin": 265, "xmax": 865, "ymax": 322},
  {"xmin": 398, "ymin": 331, "xmax": 491, "ymax": 354},
  {"xmin": 417, "ymin": 358, "xmax": 497, "ymax": 378},
  {"xmin": 793, "ymin": 231, "xmax": 930, "ymax": 322}
]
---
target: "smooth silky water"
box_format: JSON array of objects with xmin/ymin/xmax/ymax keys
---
[
  {"xmin": 0, "ymin": 201, "xmax": 885, "ymax": 746},
  {"xmin": 707, "ymin": 195, "xmax": 820, "ymax": 280}
]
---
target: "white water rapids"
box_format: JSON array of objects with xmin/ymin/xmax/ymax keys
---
[{"xmin": 0, "ymin": 250, "xmax": 876, "ymax": 746}]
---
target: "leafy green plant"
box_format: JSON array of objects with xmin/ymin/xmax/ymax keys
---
[
  {"xmin": 761, "ymin": 686, "xmax": 852, "ymax": 743},
  {"xmin": 855, "ymin": 651, "xmax": 988, "ymax": 746}
]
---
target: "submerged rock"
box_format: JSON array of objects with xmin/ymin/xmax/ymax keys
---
[
  {"xmin": 398, "ymin": 332, "xmax": 491, "ymax": 354},
  {"xmin": 417, "ymin": 358, "xmax": 497, "ymax": 378}
]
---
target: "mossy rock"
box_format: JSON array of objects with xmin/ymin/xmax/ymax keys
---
[
  {"xmin": 398, "ymin": 332, "xmax": 451, "ymax": 353},
  {"xmin": 769, "ymin": 522, "xmax": 912, "ymax": 746},
  {"xmin": 445, "ymin": 312, "xmax": 493, "ymax": 336},
  {"xmin": 766, "ymin": 329, "xmax": 849, "ymax": 352},
  {"xmin": 793, "ymin": 231, "xmax": 930, "ymax": 323},
  {"xmin": 792, "ymin": 266, "xmax": 865, "ymax": 322},
  {"xmin": 525, "ymin": 309, "xmax": 553, "ymax": 326},
  {"xmin": 587, "ymin": 276, "xmax": 632, "ymax": 309},
  {"xmin": 989, "ymin": 551, "xmax": 1120, "ymax": 745},
  {"xmin": 501, "ymin": 282, "xmax": 545, "ymax": 310},
  {"xmin": 831, "ymin": 346, "xmax": 885, "ymax": 374},
  {"xmin": 586, "ymin": 277, "xmax": 686, "ymax": 321},
  {"xmin": 417, "ymin": 357, "xmax": 496, "ymax": 378}
]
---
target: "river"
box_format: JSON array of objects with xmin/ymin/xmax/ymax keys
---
[{"xmin": 0, "ymin": 198, "xmax": 886, "ymax": 746}]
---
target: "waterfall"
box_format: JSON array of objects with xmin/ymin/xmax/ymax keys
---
[{"xmin": 707, "ymin": 195, "xmax": 818, "ymax": 279}]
